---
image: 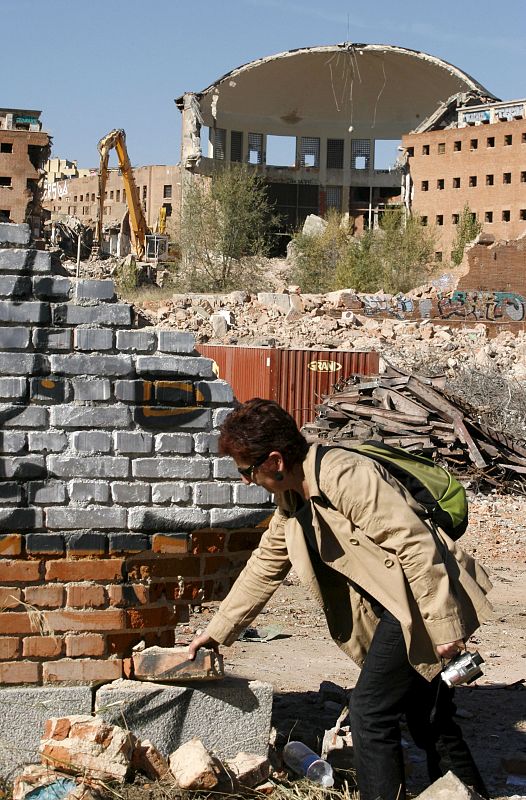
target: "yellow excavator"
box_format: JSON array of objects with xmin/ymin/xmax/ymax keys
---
[{"xmin": 95, "ymin": 128, "xmax": 149, "ymax": 259}]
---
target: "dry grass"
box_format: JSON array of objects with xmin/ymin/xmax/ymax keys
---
[{"xmin": 117, "ymin": 776, "xmax": 360, "ymax": 800}]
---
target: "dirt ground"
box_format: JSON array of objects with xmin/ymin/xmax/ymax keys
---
[{"xmin": 185, "ymin": 493, "xmax": 526, "ymax": 799}]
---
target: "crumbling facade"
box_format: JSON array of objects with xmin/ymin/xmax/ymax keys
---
[{"xmin": 0, "ymin": 108, "xmax": 50, "ymax": 237}]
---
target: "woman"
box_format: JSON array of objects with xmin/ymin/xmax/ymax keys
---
[{"xmin": 189, "ymin": 398, "xmax": 492, "ymax": 800}]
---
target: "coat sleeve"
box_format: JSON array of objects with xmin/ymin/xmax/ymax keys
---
[
  {"xmin": 319, "ymin": 450, "xmax": 469, "ymax": 646},
  {"xmin": 205, "ymin": 506, "xmax": 291, "ymax": 646}
]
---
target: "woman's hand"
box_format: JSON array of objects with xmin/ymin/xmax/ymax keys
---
[
  {"xmin": 436, "ymin": 639, "xmax": 464, "ymax": 660},
  {"xmin": 188, "ymin": 631, "xmax": 220, "ymax": 660}
]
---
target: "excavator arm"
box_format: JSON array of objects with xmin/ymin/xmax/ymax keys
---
[{"xmin": 96, "ymin": 129, "xmax": 148, "ymax": 259}]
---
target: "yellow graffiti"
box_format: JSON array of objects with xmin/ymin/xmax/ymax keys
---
[{"xmin": 307, "ymin": 360, "xmax": 342, "ymax": 373}]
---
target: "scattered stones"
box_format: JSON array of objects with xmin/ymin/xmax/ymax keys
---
[
  {"xmin": 413, "ymin": 770, "xmax": 486, "ymax": 798},
  {"xmin": 169, "ymin": 737, "xmax": 220, "ymax": 789},
  {"xmin": 224, "ymin": 752, "xmax": 270, "ymax": 788}
]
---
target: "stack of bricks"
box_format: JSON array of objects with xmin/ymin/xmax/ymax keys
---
[{"xmin": 0, "ymin": 223, "xmax": 273, "ymax": 686}]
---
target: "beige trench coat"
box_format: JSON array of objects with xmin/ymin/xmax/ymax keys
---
[{"xmin": 206, "ymin": 445, "xmax": 493, "ymax": 680}]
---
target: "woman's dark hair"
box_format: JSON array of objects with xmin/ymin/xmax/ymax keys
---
[{"xmin": 219, "ymin": 398, "xmax": 309, "ymax": 468}]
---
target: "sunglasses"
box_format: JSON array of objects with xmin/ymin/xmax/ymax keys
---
[{"xmin": 237, "ymin": 454, "xmax": 268, "ymax": 480}]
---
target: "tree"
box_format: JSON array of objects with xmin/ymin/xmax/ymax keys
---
[
  {"xmin": 287, "ymin": 211, "xmax": 350, "ymax": 293},
  {"xmin": 451, "ymin": 204, "xmax": 482, "ymax": 266},
  {"xmin": 180, "ymin": 165, "xmax": 277, "ymax": 292}
]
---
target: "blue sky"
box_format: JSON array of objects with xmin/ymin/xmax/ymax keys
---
[{"xmin": 2, "ymin": 0, "xmax": 524, "ymax": 168}]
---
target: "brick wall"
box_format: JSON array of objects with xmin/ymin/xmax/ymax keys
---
[{"xmin": 0, "ymin": 224, "xmax": 271, "ymax": 685}]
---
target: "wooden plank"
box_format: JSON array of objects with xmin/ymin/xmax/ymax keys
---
[
  {"xmin": 370, "ymin": 415, "xmax": 432, "ymax": 434},
  {"xmin": 453, "ymin": 419, "xmax": 487, "ymax": 469},
  {"xmin": 383, "ymin": 436, "xmax": 433, "ymax": 449},
  {"xmin": 373, "ymin": 387, "xmax": 431, "ymax": 417},
  {"xmin": 338, "ymin": 402, "xmax": 428, "ymax": 425}
]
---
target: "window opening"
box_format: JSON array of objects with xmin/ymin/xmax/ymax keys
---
[
  {"xmin": 300, "ymin": 137, "xmax": 320, "ymax": 168},
  {"xmin": 163, "ymin": 185, "xmax": 172, "ymax": 199},
  {"xmin": 422, "ymin": 144, "xmax": 430, "ymax": 155},
  {"xmin": 351, "ymin": 139, "xmax": 371, "ymax": 170},
  {"xmin": 453, "ymin": 177, "xmax": 461, "ymax": 188},
  {"xmin": 325, "ymin": 186, "xmax": 342, "ymax": 210},
  {"xmin": 470, "ymin": 138, "xmax": 478, "ymax": 150},
  {"xmin": 503, "ymin": 172, "xmax": 512, "ymax": 184},
  {"xmin": 485, "ymin": 211, "xmax": 493, "ymax": 223},
  {"xmin": 406, "ymin": 146, "xmax": 414, "ymax": 157},
  {"xmin": 374, "ymin": 140, "xmax": 400, "ymax": 169},
  {"xmin": 452, "ymin": 214, "xmax": 459, "ymax": 224},
  {"xmin": 421, "ymin": 180, "xmax": 429, "ymax": 191},
  {"xmin": 326, "ymin": 139, "xmax": 344, "ymax": 169},
  {"xmin": 266, "ymin": 135, "xmax": 296, "ymax": 167},
  {"xmin": 454, "ymin": 141, "xmax": 461, "ymax": 152},
  {"xmin": 520, "ymin": 209, "xmax": 526, "ymax": 221},
  {"xmin": 420, "ymin": 215, "xmax": 428, "ymax": 226},
  {"xmin": 230, "ymin": 131, "xmax": 243, "ymax": 163},
  {"xmin": 1, "ymin": 143, "xmax": 13, "ymax": 153},
  {"xmin": 487, "ymin": 137, "xmax": 495, "ymax": 148},
  {"xmin": 0, "ymin": 210, "xmax": 10, "ymax": 221},
  {"xmin": 436, "ymin": 214, "xmax": 444, "ymax": 226},
  {"xmin": 486, "ymin": 174, "xmax": 494, "ymax": 185},
  {"xmin": 212, "ymin": 128, "xmax": 226, "ymax": 160},
  {"xmin": 504, "ymin": 134, "xmax": 513, "ymax": 145},
  {"xmin": 248, "ymin": 133, "xmax": 263, "ymax": 165},
  {"xmin": 469, "ymin": 176, "xmax": 477, "ymax": 187},
  {"xmin": 435, "ymin": 252, "xmax": 443, "ymax": 261},
  {"xmin": 502, "ymin": 210, "xmax": 511, "ymax": 221},
  {"xmin": 438, "ymin": 142, "xmax": 445, "ymax": 154},
  {"xmin": 0, "ymin": 176, "xmax": 12, "ymax": 187},
  {"xmin": 437, "ymin": 179, "xmax": 444, "ymax": 190}
]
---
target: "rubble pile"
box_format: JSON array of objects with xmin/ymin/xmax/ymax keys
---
[{"xmin": 304, "ymin": 361, "xmax": 526, "ymax": 491}]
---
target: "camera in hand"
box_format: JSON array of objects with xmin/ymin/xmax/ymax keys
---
[{"xmin": 441, "ymin": 650, "xmax": 484, "ymax": 687}]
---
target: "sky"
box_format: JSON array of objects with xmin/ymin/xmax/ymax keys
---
[{"xmin": 2, "ymin": 0, "xmax": 525, "ymax": 169}]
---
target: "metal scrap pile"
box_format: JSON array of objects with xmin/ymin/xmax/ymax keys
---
[{"xmin": 303, "ymin": 362, "xmax": 526, "ymax": 491}]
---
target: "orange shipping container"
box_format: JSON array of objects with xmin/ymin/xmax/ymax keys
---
[{"xmin": 196, "ymin": 345, "xmax": 379, "ymax": 429}]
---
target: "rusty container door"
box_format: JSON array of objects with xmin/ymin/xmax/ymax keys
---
[
  {"xmin": 276, "ymin": 349, "xmax": 379, "ymax": 429},
  {"xmin": 196, "ymin": 345, "xmax": 279, "ymax": 403}
]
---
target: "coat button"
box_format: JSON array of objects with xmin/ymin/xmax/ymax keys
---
[
  {"xmin": 349, "ymin": 538, "xmax": 359, "ymax": 545},
  {"xmin": 384, "ymin": 558, "xmax": 394, "ymax": 568}
]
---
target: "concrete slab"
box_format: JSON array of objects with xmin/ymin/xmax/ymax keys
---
[
  {"xmin": 0, "ymin": 686, "xmax": 92, "ymax": 779},
  {"xmin": 0, "ymin": 223, "xmax": 30, "ymax": 246},
  {"xmin": 96, "ymin": 677, "xmax": 273, "ymax": 759}
]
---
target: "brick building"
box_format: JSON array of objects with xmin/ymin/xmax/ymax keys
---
[
  {"xmin": 402, "ymin": 98, "xmax": 526, "ymax": 261},
  {"xmin": 0, "ymin": 108, "xmax": 50, "ymax": 236}
]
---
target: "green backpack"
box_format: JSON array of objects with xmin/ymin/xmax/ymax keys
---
[{"xmin": 315, "ymin": 441, "xmax": 468, "ymax": 540}]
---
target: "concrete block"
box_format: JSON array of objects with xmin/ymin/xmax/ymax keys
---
[
  {"xmin": 28, "ymin": 482, "xmax": 67, "ymax": 504},
  {"xmin": 32, "ymin": 276, "xmax": 71, "ymax": 299},
  {"xmin": 72, "ymin": 379, "xmax": 111, "ymax": 402},
  {"xmin": 0, "ymin": 377, "xmax": 26, "ymax": 400},
  {"xmin": 0, "ymin": 406, "xmax": 48, "ymax": 428},
  {"xmin": 128, "ymin": 507, "xmax": 209, "ymax": 531},
  {"xmin": 0, "ymin": 222, "xmax": 30, "ymax": 246},
  {"xmin": 72, "ymin": 431, "xmax": 112, "ymax": 453},
  {"xmin": 96, "ymin": 677, "xmax": 272, "ymax": 759},
  {"xmin": 74, "ymin": 279, "xmax": 116, "ymax": 301},
  {"xmin": 133, "ymin": 646, "xmax": 224, "ymax": 682},
  {"xmin": 193, "ymin": 431, "xmax": 220, "ymax": 454},
  {"xmin": 50, "ymin": 405, "xmax": 130, "ymax": 429},
  {"xmin": 47, "ymin": 507, "xmax": 126, "ymax": 530},
  {"xmin": 0, "ymin": 686, "xmax": 92, "ymax": 779},
  {"xmin": 0, "ymin": 327, "xmax": 30, "ymax": 349},
  {"xmin": 213, "ymin": 457, "xmax": 239, "ymax": 480},
  {"xmin": 116, "ymin": 330, "xmax": 156, "ymax": 352},
  {"xmin": 195, "ymin": 380, "xmax": 234, "ymax": 404},
  {"xmin": 151, "ymin": 483, "xmax": 191, "ymax": 503},
  {"xmin": 413, "ymin": 771, "xmax": 486, "ymax": 798},
  {"xmin": 74, "ymin": 328, "xmax": 113, "ymax": 351},
  {"xmin": 0, "ymin": 300, "xmax": 50, "ymax": 324},
  {"xmin": 32, "ymin": 328, "xmax": 72, "ymax": 351},
  {"xmin": 155, "ymin": 433, "xmax": 193, "ymax": 453},
  {"xmin": 114, "ymin": 431, "xmax": 153, "ymax": 454},
  {"xmin": 52, "ymin": 304, "xmax": 131, "ymax": 326},
  {"xmin": 157, "ymin": 331, "xmax": 195, "ymax": 353},
  {"xmin": 0, "ymin": 432, "xmax": 27, "ymax": 454},
  {"xmin": 132, "ymin": 457, "xmax": 210, "ymax": 480},
  {"xmin": 50, "ymin": 354, "xmax": 133, "ymax": 377},
  {"xmin": 194, "ymin": 482, "xmax": 231, "ymax": 506},
  {"xmin": 0, "ymin": 275, "xmax": 31, "ymax": 298},
  {"xmin": 0, "ymin": 353, "xmax": 48, "ymax": 376},
  {"xmin": 137, "ymin": 355, "xmax": 215, "ymax": 379},
  {"xmin": 28, "ymin": 432, "xmax": 67, "ymax": 453},
  {"xmin": 210, "ymin": 508, "xmax": 272, "ymax": 528},
  {"xmin": 111, "ymin": 482, "xmax": 151, "ymax": 504},
  {"xmin": 68, "ymin": 482, "xmax": 111, "ymax": 504},
  {"xmin": 48, "ymin": 456, "xmax": 129, "ymax": 479},
  {"xmin": 0, "ymin": 248, "xmax": 50, "ymax": 273}
]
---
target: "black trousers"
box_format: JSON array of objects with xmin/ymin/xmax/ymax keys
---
[{"xmin": 349, "ymin": 610, "xmax": 488, "ymax": 800}]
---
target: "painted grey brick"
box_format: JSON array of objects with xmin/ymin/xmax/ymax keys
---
[
  {"xmin": 66, "ymin": 532, "xmax": 107, "ymax": 555},
  {"xmin": 0, "ymin": 456, "xmax": 46, "ymax": 479},
  {"xmin": 72, "ymin": 431, "xmax": 112, "ymax": 453},
  {"xmin": 32, "ymin": 328, "xmax": 72, "ymax": 351},
  {"xmin": 75, "ymin": 279, "xmax": 115, "ymax": 301},
  {"xmin": 74, "ymin": 328, "xmax": 113, "ymax": 351},
  {"xmin": 213, "ymin": 407, "xmax": 233, "ymax": 427},
  {"xmin": 213, "ymin": 457, "xmax": 239, "ymax": 480},
  {"xmin": 233, "ymin": 484, "xmax": 272, "ymax": 505},
  {"xmin": 28, "ymin": 431, "xmax": 67, "ymax": 452},
  {"xmin": 210, "ymin": 507, "xmax": 272, "ymax": 528},
  {"xmin": 0, "ymin": 223, "xmax": 30, "ymax": 246},
  {"xmin": 116, "ymin": 330, "xmax": 156, "ymax": 352},
  {"xmin": 0, "ymin": 406, "xmax": 48, "ymax": 428},
  {"xmin": 50, "ymin": 405, "xmax": 130, "ymax": 429},
  {"xmin": 69, "ymin": 482, "xmax": 111, "ymax": 503},
  {"xmin": 0, "ymin": 353, "xmax": 48, "ymax": 376},
  {"xmin": 132, "ymin": 457, "xmax": 210, "ymax": 480},
  {"xmin": 0, "ymin": 327, "xmax": 30, "ymax": 349},
  {"xmin": 0, "ymin": 507, "xmax": 43, "ymax": 530},
  {"xmin": 72, "ymin": 379, "xmax": 111, "ymax": 401},
  {"xmin": 48, "ymin": 456, "xmax": 129, "ymax": 479},
  {"xmin": 50, "ymin": 353, "xmax": 133, "ymax": 377},
  {"xmin": 0, "ymin": 248, "xmax": 50, "ymax": 272},
  {"xmin": 155, "ymin": 433, "xmax": 193, "ymax": 454},
  {"xmin": 0, "ymin": 301, "xmax": 50, "ymax": 324},
  {"xmin": 47, "ymin": 507, "xmax": 126, "ymax": 530},
  {"xmin": 32, "ymin": 276, "xmax": 71, "ymax": 299},
  {"xmin": 26, "ymin": 533, "xmax": 65, "ymax": 555},
  {"xmin": 0, "ymin": 432, "xmax": 27, "ymax": 454},
  {"xmin": 194, "ymin": 482, "xmax": 231, "ymax": 506},
  {"xmin": 114, "ymin": 380, "xmax": 150, "ymax": 402},
  {"xmin": 53, "ymin": 303, "xmax": 131, "ymax": 326},
  {"xmin": 30, "ymin": 378, "xmax": 71, "ymax": 404},
  {"xmin": 151, "ymin": 482, "xmax": 191, "ymax": 504},
  {"xmin": 0, "ymin": 377, "xmax": 26, "ymax": 400},
  {"xmin": 157, "ymin": 331, "xmax": 195, "ymax": 354},
  {"xmin": 28, "ymin": 482, "xmax": 67, "ymax": 504},
  {"xmin": 193, "ymin": 432, "xmax": 220, "ymax": 454},
  {"xmin": 195, "ymin": 380, "xmax": 234, "ymax": 404},
  {"xmin": 136, "ymin": 356, "xmax": 215, "ymax": 379},
  {"xmin": 114, "ymin": 431, "xmax": 153, "ymax": 454},
  {"xmin": 109, "ymin": 533, "xmax": 149, "ymax": 553},
  {"xmin": 0, "ymin": 275, "xmax": 31, "ymax": 298},
  {"xmin": 111, "ymin": 482, "xmax": 151, "ymax": 504},
  {"xmin": 0, "ymin": 483, "xmax": 22, "ymax": 504},
  {"xmin": 128, "ymin": 507, "xmax": 209, "ymax": 532}
]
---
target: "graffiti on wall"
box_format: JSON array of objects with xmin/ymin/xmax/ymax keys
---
[{"xmin": 356, "ymin": 290, "xmax": 526, "ymax": 322}]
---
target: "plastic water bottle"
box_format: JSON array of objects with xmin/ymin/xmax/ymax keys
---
[{"xmin": 283, "ymin": 741, "xmax": 334, "ymax": 788}]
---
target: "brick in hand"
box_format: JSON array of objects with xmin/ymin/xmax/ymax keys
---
[{"xmin": 132, "ymin": 645, "xmax": 224, "ymax": 682}]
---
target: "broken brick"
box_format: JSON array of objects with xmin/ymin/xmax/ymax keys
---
[
  {"xmin": 169, "ymin": 738, "xmax": 219, "ymax": 790},
  {"xmin": 225, "ymin": 752, "xmax": 270, "ymax": 788},
  {"xmin": 132, "ymin": 738, "xmax": 170, "ymax": 780}
]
